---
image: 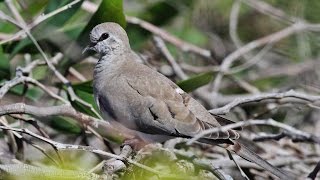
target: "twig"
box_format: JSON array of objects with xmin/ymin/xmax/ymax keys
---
[
  {"xmin": 0, "ymin": 10, "xmax": 19, "ymax": 26},
  {"xmin": 245, "ymin": 59, "xmax": 320, "ymax": 83},
  {"xmin": 227, "ymin": 43, "xmax": 273, "ymax": 75},
  {"xmin": 241, "ymin": 0, "xmax": 300, "ymax": 24},
  {"xmin": 0, "ymin": 103, "xmax": 137, "ymax": 142},
  {"xmin": 0, "ymin": 71, "xmax": 68, "ymax": 104},
  {"xmin": 0, "ymin": 0, "xmax": 81, "ymax": 45},
  {"xmin": 31, "ymin": 0, "xmax": 81, "ymax": 26},
  {"xmin": 179, "ymin": 63, "xmax": 219, "ymax": 73},
  {"xmin": 69, "ymin": 67, "xmax": 87, "ymax": 82},
  {"xmin": 308, "ymin": 160, "xmax": 320, "ymax": 180},
  {"xmin": 0, "ymin": 32, "xmax": 14, "ymax": 40},
  {"xmin": 187, "ymin": 118, "xmax": 317, "ymax": 145},
  {"xmin": 0, "ymin": 30, "xmax": 25, "ymax": 44},
  {"xmin": 211, "ymin": 22, "xmax": 320, "ymax": 94},
  {"xmin": 8, "ymin": 114, "xmax": 49, "ymax": 139},
  {"xmin": 227, "ymin": 150, "xmax": 249, "ymax": 180},
  {"xmin": 209, "ymin": 90, "xmax": 320, "ymax": 115},
  {"xmin": 229, "ymin": 0, "xmax": 251, "ymax": 60},
  {"xmin": 228, "ymin": 75, "xmax": 260, "ymax": 94},
  {"xmin": 253, "ymin": 131, "xmax": 320, "ymax": 144},
  {"xmin": 103, "ymin": 145, "xmax": 132, "ymax": 175},
  {"xmin": 153, "ymin": 36, "xmax": 188, "ymax": 80},
  {"xmin": 0, "ymin": 125, "xmax": 162, "ymax": 176},
  {"xmin": 228, "ymin": 1, "xmax": 274, "ymax": 75},
  {"xmin": 4, "ymin": 0, "xmax": 101, "ymax": 119},
  {"xmin": 0, "ymin": 119, "xmax": 59, "ymax": 166},
  {"xmin": 0, "ymin": 117, "xmax": 18, "ymax": 157},
  {"xmin": 126, "ymin": 16, "xmax": 211, "ymax": 58},
  {"xmin": 208, "ymin": 156, "xmax": 318, "ymax": 171}
]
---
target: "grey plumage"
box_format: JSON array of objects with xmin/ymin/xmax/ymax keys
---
[
  {"xmin": 89, "ymin": 23, "xmax": 238, "ymax": 141},
  {"xmin": 86, "ymin": 22, "xmax": 292, "ymax": 179}
]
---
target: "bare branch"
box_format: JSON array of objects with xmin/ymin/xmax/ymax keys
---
[
  {"xmin": 31, "ymin": 0, "xmax": 81, "ymax": 26},
  {"xmin": 241, "ymin": 0, "xmax": 300, "ymax": 23},
  {"xmin": 153, "ymin": 36, "xmax": 188, "ymax": 80},
  {"xmin": 0, "ymin": 0, "xmax": 81, "ymax": 44},
  {"xmin": 211, "ymin": 22, "xmax": 320, "ymax": 94},
  {"xmin": 209, "ymin": 90, "xmax": 320, "ymax": 115},
  {"xmin": 0, "ymin": 125, "xmax": 163, "ymax": 176},
  {"xmin": 0, "ymin": 54, "xmax": 67, "ymax": 104},
  {"xmin": 187, "ymin": 118, "xmax": 318, "ymax": 145},
  {"xmin": 4, "ymin": 0, "xmax": 101, "ymax": 119},
  {"xmin": 253, "ymin": 131, "xmax": 320, "ymax": 144},
  {"xmin": 126, "ymin": 16, "xmax": 211, "ymax": 58},
  {"xmin": 0, "ymin": 118, "xmax": 59, "ymax": 166},
  {"xmin": 0, "ymin": 103, "xmax": 137, "ymax": 143}
]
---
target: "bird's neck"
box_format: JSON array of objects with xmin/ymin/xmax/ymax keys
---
[
  {"xmin": 93, "ymin": 51, "xmax": 131, "ymax": 86},
  {"xmin": 94, "ymin": 54, "xmax": 117, "ymax": 76}
]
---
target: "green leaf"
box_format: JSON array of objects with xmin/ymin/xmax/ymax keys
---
[
  {"xmin": 72, "ymin": 80, "xmax": 93, "ymax": 94},
  {"xmin": 9, "ymin": 85, "xmax": 44, "ymax": 101},
  {"xmin": 140, "ymin": 1, "xmax": 178, "ymax": 26},
  {"xmin": 9, "ymin": 0, "xmax": 84, "ymax": 56},
  {"xmin": 20, "ymin": 0, "xmax": 49, "ymax": 20},
  {"xmin": 126, "ymin": 0, "xmax": 180, "ymax": 50},
  {"xmin": 77, "ymin": 0, "xmax": 126, "ymax": 46},
  {"xmin": 49, "ymin": 116, "xmax": 81, "ymax": 134},
  {"xmin": 177, "ymin": 72, "xmax": 214, "ymax": 92},
  {"xmin": 252, "ymin": 76, "xmax": 288, "ymax": 90},
  {"xmin": 32, "ymin": 66, "xmax": 49, "ymax": 80},
  {"xmin": 171, "ymin": 26, "xmax": 207, "ymax": 46},
  {"xmin": 43, "ymin": 0, "xmax": 84, "ymax": 27},
  {"xmin": 0, "ymin": 46, "xmax": 10, "ymax": 79},
  {"xmin": 65, "ymin": 80, "xmax": 102, "ymax": 118}
]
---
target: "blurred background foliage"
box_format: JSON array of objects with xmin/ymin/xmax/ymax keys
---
[{"xmin": 0, "ymin": 0, "xmax": 320, "ymax": 179}]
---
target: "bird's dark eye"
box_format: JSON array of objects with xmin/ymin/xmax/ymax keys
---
[{"xmin": 98, "ymin": 33, "xmax": 109, "ymax": 41}]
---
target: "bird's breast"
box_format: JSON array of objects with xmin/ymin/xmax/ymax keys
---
[{"xmin": 93, "ymin": 75, "xmax": 142, "ymax": 130}]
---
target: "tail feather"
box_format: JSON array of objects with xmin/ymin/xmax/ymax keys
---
[{"xmin": 226, "ymin": 140, "xmax": 294, "ymax": 179}]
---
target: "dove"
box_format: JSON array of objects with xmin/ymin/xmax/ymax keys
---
[{"xmin": 84, "ymin": 22, "xmax": 292, "ymax": 179}]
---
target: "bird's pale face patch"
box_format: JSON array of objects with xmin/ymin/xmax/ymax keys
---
[{"xmin": 84, "ymin": 22, "xmax": 131, "ymax": 56}]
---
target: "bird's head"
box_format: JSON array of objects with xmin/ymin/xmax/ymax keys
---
[{"xmin": 83, "ymin": 22, "xmax": 130, "ymax": 56}]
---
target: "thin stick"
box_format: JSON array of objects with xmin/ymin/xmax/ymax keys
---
[
  {"xmin": 211, "ymin": 22, "xmax": 320, "ymax": 94},
  {"xmin": 4, "ymin": 0, "xmax": 102, "ymax": 119},
  {"xmin": 0, "ymin": 125, "xmax": 162, "ymax": 175},
  {"xmin": 187, "ymin": 118, "xmax": 317, "ymax": 145},
  {"xmin": 209, "ymin": 90, "xmax": 320, "ymax": 115}
]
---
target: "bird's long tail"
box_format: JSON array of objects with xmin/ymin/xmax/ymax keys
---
[{"xmin": 224, "ymin": 140, "xmax": 294, "ymax": 179}]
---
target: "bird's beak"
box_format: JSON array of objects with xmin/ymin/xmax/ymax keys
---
[{"xmin": 82, "ymin": 43, "xmax": 96, "ymax": 54}]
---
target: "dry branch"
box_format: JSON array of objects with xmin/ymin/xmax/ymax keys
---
[{"xmin": 209, "ymin": 90, "xmax": 320, "ymax": 115}]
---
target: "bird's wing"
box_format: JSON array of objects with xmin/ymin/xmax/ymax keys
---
[{"xmin": 122, "ymin": 60, "xmax": 238, "ymax": 140}]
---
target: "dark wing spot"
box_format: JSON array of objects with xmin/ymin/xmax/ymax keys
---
[
  {"xmin": 148, "ymin": 107, "xmax": 158, "ymax": 120},
  {"xmin": 167, "ymin": 105, "xmax": 176, "ymax": 118},
  {"xmin": 127, "ymin": 80, "xmax": 142, "ymax": 95},
  {"xmin": 174, "ymin": 128, "xmax": 181, "ymax": 135}
]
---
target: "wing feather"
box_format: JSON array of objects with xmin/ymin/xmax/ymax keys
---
[{"xmin": 122, "ymin": 60, "xmax": 239, "ymax": 140}]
